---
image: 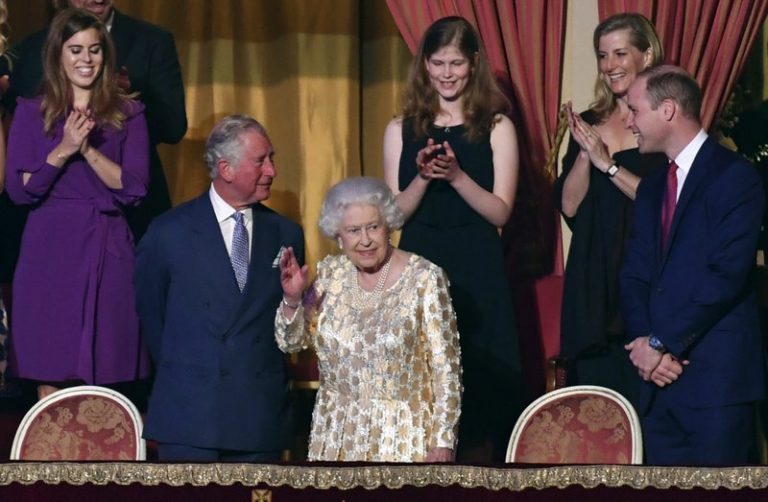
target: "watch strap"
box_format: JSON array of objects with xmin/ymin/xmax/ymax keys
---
[{"xmin": 648, "ymin": 335, "xmax": 666, "ymax": 353}]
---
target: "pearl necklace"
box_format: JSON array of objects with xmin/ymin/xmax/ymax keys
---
[{"xmin": 351, "ymin": 252, "xmax": 392, "ymax": 311}]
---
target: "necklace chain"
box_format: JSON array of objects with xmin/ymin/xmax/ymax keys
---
[{"xmin": 351, "ymin": 253, "xmax": 392, "ymax": 311}]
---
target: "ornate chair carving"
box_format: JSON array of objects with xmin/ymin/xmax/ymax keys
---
[
  {"xmin": 506, "ymin": 385, "xmax": 642, "ymax": 464},
  {"xmin": 10, "ymin": 385, "xmax": 145, "ymax": 460}
]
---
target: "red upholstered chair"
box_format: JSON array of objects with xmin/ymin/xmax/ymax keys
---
[
  {"xmin": 10, "ymin": 385, "xmax": 145, "ymax": 460},
  {"xmin": 506, "ymin": 385, "xmax": 642, "ymax": 464}
]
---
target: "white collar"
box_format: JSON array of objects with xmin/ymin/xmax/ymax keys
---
[
  {"xmin": 209, "ymin": 183, "xmax": 252, "ymax": 223},
  {"xmin": 673, "ymin": 128, "xmax": 708, "ymax": 174},
  {"xmin": 104, "ymin": 9, "xmax": 115, "ymax": 32}
]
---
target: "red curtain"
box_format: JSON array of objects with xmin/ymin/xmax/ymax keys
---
[
  {"xmin": 385, "ymin": 0, "xmax": 567, "ymax": 397},
  {"xmin": 598, "ymin": 0, "xmax": 768, "ymax": 129}
]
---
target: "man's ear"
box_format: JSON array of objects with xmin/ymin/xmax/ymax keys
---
[
  {"xmin": 661, "ymin": 98, "xmax": 676, "ymax": 122},
  {"xmin": 217, "ymin": 158, "xmax": 233, "ymax": 181}
]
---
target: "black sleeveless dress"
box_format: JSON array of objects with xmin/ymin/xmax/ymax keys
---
[{"xmin": 399, "ymin": 119, "xmax": 522, "ymax": 460}]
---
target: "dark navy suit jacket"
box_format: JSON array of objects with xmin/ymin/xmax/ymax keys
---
[
  {"xmin": 134, "ymin": 192, "xmax": 304, "ymax": 451},
  {"xmin": 620, "ymin": 137, "xmax": 766, "ymax": 413}
]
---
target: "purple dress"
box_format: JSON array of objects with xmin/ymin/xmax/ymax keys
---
[{"xmin": 5, "ymin": 96, "xmax": 151, "ymax": 384}]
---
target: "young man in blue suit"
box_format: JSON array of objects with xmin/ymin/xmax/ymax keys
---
[
  {"xmin": 620, "ymin": 65, "xmax": 765, "ymax": 465},
  {"xmin": 134, "ymin": 116, "xmax": 304, "ymax": 461}
]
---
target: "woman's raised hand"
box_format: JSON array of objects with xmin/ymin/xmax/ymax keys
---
[{"xmin": 279, "ymin": 246, "xmax": 308, "ymax": 305}]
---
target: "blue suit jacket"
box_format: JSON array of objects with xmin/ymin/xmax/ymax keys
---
[
  {"xmin": 620, "ymin": 137, "xmax": 765, "ymax": 413},
  {"xmin": 134, "ymin": 192, "xmax": 304, "ymax": 451}
]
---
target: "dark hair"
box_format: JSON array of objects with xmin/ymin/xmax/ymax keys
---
[
  {"xmin": 401, "ymin": 16, "xmax": 509, "ymax": 142},
  {"xmin": 41, "ymin": 8, "xmax": 133, "ymax": 134},
  {"xmin": 590, "ymin": 13, "xmax": 663, "ymax": 121},
  {"xmin": 641, "ymin": 65, "xmax": 702, "ymax": 122}
]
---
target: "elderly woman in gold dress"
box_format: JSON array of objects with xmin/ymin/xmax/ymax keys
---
[{"xmin": 276, "ymin": 176, "xmax": 462, "ymax": 462}]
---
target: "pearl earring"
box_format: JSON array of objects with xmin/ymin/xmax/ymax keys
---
[{"xmin": 338, "ymin": 238, "xmax": 343, "ymax": 249}]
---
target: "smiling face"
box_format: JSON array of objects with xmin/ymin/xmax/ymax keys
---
[
  {"xmin": 217, "ymin": 130, "xmax": 276, "ymax": 208},
  {"xmin": 598, "ymin": 28, "xmax": 651, "ymax": 98},
  {"xmin": 338, "ymin": 204, "xmax": 390, "ymax": 273},
  {"xmin": 626, "ymin": 76, "xmax": 666, "ymax": 154},
  {"xmin": 68, "ymin": 0, "xmax": 114, "ymax": 22},
  {"xmin": 60, "ymin": 27, "xmax": 103, "ymax": 92},
  {"xmin": 425, "ymin": 43, "xmax": 472, "ymax": 103}
]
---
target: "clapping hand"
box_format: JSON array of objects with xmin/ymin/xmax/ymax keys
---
[
  {"xmin": 62, "ymin": 108, "xmax": 95, "ymax": 157},
  {"xmin": 565, "ymin": 101, "xmax": 613, "ymax": 172},
  {"xmin": 428, "ymin": 141, "xmax": 462, "ymax": 183},
  {"xmin": 415, "ymin": 138, "xmax": 443, "ymax": 180}
]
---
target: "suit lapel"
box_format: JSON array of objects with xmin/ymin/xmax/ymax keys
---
[
  {"xmin": 186, "ymin": 193, "xmax": 242, "ymax": 297},
  {"xmin": 661, "ymin": 137, "xmax": 714, "ymax": 266},
  {"xmin": 246, "ymin": 204, "xmax": 280, "ymax": 293},
  {"xmin": 646, "ymin": 172, "xmax": 666, "ymax": 268},
  {"xmin": 227, "ymin": 204, "xmax": 281, "ymax": 331}
]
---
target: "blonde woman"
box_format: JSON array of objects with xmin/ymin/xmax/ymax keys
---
[{"xmin": 554, "ymin": 13, "xmax": 667, "ymax": 399}]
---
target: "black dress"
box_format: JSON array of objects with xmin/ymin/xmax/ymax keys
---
[
  {"xmin": 399, "ymin": 119, "xmax": 522, "ymax": 460},
  {"xmin": 553, "ymin": 110, "xmax": 667, "ymax": 400}
]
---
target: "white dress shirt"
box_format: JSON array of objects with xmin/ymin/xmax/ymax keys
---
[
  {"xmin": 672, "ymin": 128, "xmax": 708, "ymax": 201},
  {"xmin": 209, "ymin": 184, "xmax": 253, "ymax": 258}
]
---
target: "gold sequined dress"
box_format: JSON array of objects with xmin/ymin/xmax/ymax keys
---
[{"xmin": 275, "ymin": 253, "xmax": 462, "ymax": 462}]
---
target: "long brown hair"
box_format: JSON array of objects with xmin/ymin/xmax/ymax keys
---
[
  {"xmin": 590, "ymin": 13, "xmax": 663, "ymax": 122},
  {"xmin": 41, "ymin": 8, "xmax": 134, "ymax": 134},
  {"xmin": 401, "ymin": 16, "xmax": 509, "ymax": 142},
  {"xmin": 0, "ymin": 0, "xmax": 8, "ymax": 56}
]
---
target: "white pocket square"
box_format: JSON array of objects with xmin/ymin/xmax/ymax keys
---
[{"xmin": 272, "ymin": 246, "xmax": 287, "ymax": 268}]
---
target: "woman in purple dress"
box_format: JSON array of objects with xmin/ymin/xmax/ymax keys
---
[{"xmin": 5, "ymin": 8, "xmax": 150, "ymax": 399}]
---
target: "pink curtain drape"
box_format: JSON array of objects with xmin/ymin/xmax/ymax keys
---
[
  {"xmin": 385, "ymin": 0, "xmax": 567, "ymax": 397},
  {"xmin": 598, "ymin": 0, "xmax": 768, "ymax": 129}
]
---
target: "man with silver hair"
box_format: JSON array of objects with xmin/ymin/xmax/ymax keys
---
[{"xmin": 134, "ymin": 115, "xmax": 304, "ymax": 461}]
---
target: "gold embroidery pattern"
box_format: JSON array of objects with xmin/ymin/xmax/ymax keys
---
[
  {"xmin": 1, "ymin": 463, "xmax": 768, "ymax": 490},
  {"xmin": 275, "ymin": 254, "xmax": 462, "ymax": 462}
]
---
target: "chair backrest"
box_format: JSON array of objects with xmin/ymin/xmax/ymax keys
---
[
  {"xmin": 506, "ymin": 385, "xmax": 642, "ymax": 464},
  {"xmin": 10, "ymin": 385, "xmax": 146, "ymax": 460}
]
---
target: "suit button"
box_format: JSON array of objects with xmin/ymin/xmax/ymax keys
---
[
  {"xmin": 656, "ymin": 287, "xmax": 663, "ymax": 293},
  {"xmin": 220, "ymin": 369, "xmax": 229, "ymax": 377}
]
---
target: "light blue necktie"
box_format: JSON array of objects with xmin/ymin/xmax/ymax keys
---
[{"xmin": 231, "ymin": 211, "xmax": 249, "ymax": 292}]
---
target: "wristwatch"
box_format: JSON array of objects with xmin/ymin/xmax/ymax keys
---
[
  {"xmin": 606, "ymin": 164, "xmax": 620, "ymax": 177},
  {"xmin": 648, "ymin": 335, "xmax": 666, "ymax": 353}
]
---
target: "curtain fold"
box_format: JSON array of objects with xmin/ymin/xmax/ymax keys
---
[
  {"xmin": 385, "ymin": 0, "xmax": 567, "ymax": 396},
  {"xmin": 5, "ymin": 0, "xmax": 412, "ymax": 283},
  {"xmin": 598, "ymin": 0, "xmax": 768, "ymax": 129}
]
